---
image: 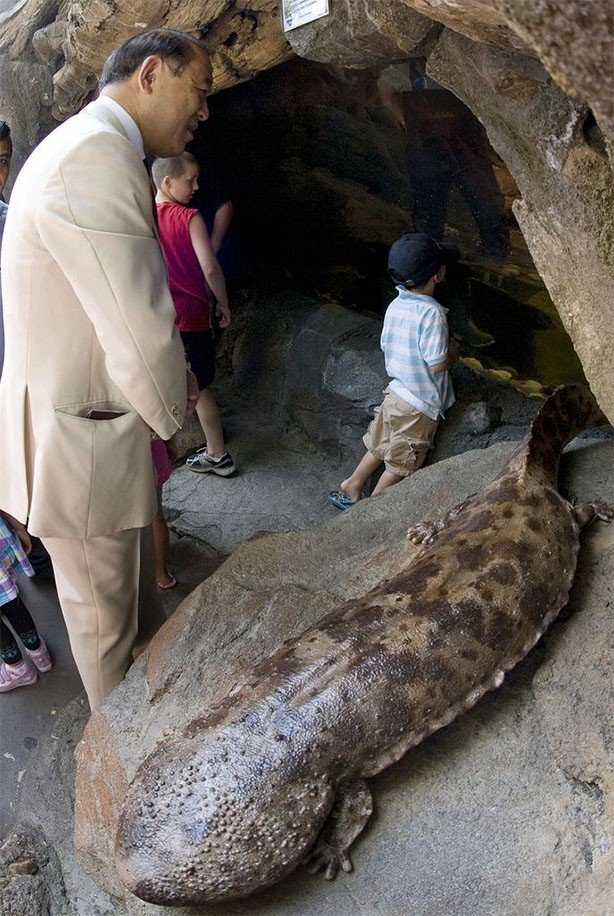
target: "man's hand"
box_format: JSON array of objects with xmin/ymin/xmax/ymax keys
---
[
  {"xmin": 216, "ymin": 302, "xmax": 231, "ymax": 329},
  {"xmin": 183, "ymin": 368, "xmax": 200, "ymax": 426}
]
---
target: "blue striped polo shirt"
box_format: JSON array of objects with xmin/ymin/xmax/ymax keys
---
[{"xmin": 381, "ymin": 287, "xmax": 455, "ymax": 421}]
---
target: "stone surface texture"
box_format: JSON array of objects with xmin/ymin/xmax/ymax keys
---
[
  {"xmin": 495, "ymin": 0, "xmax": 614, "ymax": 145},
  {"xmin": 29, "ymin": 438, "xmax": 604, "ymax": 915},
  {"xmin": 0, "ymin": 825, "xmax": 69, "ymax": 916},
  {"xmin": 0, "ymin": 53, "xmax": 54, "ymax": 174}
]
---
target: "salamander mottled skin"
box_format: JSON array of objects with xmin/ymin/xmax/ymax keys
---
[{"xmin": 115, "ymin": 386, "xmax": 609, "ymax": 906}]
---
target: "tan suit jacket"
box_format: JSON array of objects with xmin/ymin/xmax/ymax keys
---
[{"xmin": 0, "ymin": 99, "xmax": 187, "ymax": 538}]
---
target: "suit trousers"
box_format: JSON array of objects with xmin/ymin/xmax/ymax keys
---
[{"xmin": 42, "ymin": 526, "xmax": 165, "ymax": 710}]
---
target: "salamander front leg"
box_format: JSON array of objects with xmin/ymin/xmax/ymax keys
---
[
  {"xmin": 573, "ymin": 502, "xmax": 613, "ymax": 530},
  {"xmin": 407, "ymin": 496, "xmax": 473, "ymax": 546},
  {"xmin": 304, "ymin": 779, "xmax": 373, "ymax": 880}
]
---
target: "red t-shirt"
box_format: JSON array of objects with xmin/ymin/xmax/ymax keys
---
[{"xmin": 156, "ymin": 202, "xmax": 211, "ymax": 332}]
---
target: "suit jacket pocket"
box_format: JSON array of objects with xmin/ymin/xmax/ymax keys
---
[{"xmin": 30, "ymin": 404, "xmax": 157, "ymax": 538}]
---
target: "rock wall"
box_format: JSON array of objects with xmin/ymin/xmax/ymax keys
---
[
  {"xmin": 229, "ymin": 286, "xmax": 389, "ymax": 465},
  {"xmin": 495, "ymin": 0, "xmax": 614, "ymax": 144},
  {"xmin": 288, "ymin": 0, "xmax": 613, "ymax": 146},
  {"xmin": 193, "ymin": 57, "xmax": 529, "ymax": 304},
  {"xmin": 426, "ymin": 31, "xmax": 614, "ymax": 439}
]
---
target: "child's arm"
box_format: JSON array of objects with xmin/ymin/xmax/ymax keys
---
[
  {"xmin": 188, "ymin": 213, "xmax": 231, "ymax": 328},
  {"xmin": 431, "ymin": 338, "xmax": 460, "ymax": 372},
  {"xmin": 210, "ymin": 200, "xmax": 234, "ymax": 255},
  {"xmin": 0, "ymin": 511, "xmax": 32, "ymax": 554},
  {"xmin": 420, "ymin": 311, "xmax": 459, "ymax": 373}
]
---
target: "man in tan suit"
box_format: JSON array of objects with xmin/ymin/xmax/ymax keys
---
[{"xmin": 0, "ymin": 30, "xmax": 211, "ymax": 709}]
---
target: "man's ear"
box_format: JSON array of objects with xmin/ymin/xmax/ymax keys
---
[
  {"xmin": 136, "ymin": 55, "xmax": 162, "ymax": 94},
  {"xmin": 434, "ymin": 265, "xmax": 446, "ymax": 283}
]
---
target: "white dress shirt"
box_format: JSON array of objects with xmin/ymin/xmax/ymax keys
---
[{"xmin": 97, "ymin": 94, "xmax": 145, "ymax": 160}]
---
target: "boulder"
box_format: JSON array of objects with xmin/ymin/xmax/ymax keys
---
[
  {"xmin": 67, "ymin": 440, "xmax": 612, "ymax": 914},
  {"xmin": 456, "ymin": 399, "xmax": 502, "ymax": 434},
  {"xmin": 215, "ymin": 283, "xmax": 389, "ymax": 464},
  {"xmin": 283, "ymin": 302, "xmax": 387, "ymax": 457}
]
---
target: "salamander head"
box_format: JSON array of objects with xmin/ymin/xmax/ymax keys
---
[{"xmin": 114, "ymin": 735, "xmax": 335, "ymax": 905}]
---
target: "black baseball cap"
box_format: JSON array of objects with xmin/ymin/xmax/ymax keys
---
[{"xmin": 388, "ymin": 233, "xmax": 460, "ymax": 288}]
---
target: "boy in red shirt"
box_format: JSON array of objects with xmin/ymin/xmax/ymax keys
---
[{"xmin": 152, "ymin": 152, "xmax": 235, "ymax": 475}]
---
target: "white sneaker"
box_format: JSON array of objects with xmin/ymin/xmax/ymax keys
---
[{"xmin": 186, "ymin": 450, "xmax": 236, "ymax": 476}]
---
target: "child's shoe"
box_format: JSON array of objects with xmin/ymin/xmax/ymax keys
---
[
  {"xmin": 26, "ymin": 638, "xmax": 53, "ymax": 673},
  {"xmin": 0, "ymin": 658, "xmax": 38, "ymax": 692},
  {"xmin": 186, "ymin": 450, "xmax": 236, "ymax": 476}
]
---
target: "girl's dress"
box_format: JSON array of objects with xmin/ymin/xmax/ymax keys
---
[
  {"xmin": 0, "ymin": 515, "xmax": 34, "ymax": 607},
  {"xmin": 151, "ymin": 436, "xmax": 173, "ymax": 488}
]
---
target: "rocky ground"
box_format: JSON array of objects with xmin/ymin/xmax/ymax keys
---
[{"xmin": 163, "ymin": 362, "xmax": 599, "ymax": 558}]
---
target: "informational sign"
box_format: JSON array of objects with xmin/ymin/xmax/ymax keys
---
[{"xmin": 282, "ymin": 0, "xmax": 330, "ymax": 32}]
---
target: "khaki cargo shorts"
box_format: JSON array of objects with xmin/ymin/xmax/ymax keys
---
[{"xmin": 363, "ymin": 387, "xmax": 439, "ymax": 477}]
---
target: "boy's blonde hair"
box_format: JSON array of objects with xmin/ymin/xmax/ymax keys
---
[{"xmin": 151, "ymin": 151, "xmax": 199, "ymax": 190}]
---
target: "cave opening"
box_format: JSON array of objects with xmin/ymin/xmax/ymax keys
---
[{"xmin": 190, "ymin": 56, "xmax": 585, "ymax": 397}]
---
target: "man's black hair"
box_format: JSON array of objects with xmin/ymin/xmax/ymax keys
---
[
  {"xmin": 0, "ymin": 120, "xmax": 12, "ymax": 154},
  {"xmin": 99, "ymin": 29, "xmax": 206, "ymax": 89}
]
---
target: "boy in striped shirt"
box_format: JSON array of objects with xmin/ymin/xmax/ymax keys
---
[{"xmin": 329, "ymin": 233, "xmax": 460, "ymax": 510}]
